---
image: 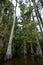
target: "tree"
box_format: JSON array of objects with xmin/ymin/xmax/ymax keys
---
[
  {"xmin": 19, "ymin": 0, "xmax": 43, "ymax": 55},
  {"xmin": 5, "ymin": 0, "xmax": 17, "ymax": 59},
  {"xmin": 0, "ymin": 0, "xmax": 14, "ymax": 60}
]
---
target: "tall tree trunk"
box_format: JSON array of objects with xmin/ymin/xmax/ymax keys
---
[
  {"xmin": 35, "ymin": 31, "xmax": 42, "ymax": 55},
  {"xmin": 31, "ymin": 0, "xmax": 42, "ymax": 55},
  {"xmin": 5, "ymin": 0, "xmax": 17, "ymax": 59},
  {"xmin": 24, "ymin": 40, "xmax": 27, "ymax": 56},
  {"xmin": 35, "ymin": 28, "xmax": 42, "ymax": 55},
  {"xmin": 24, "ymin": 40, "xmax": 27, "ymax": 65},
  {"xmin": 0, "ymin": 8, "xmax": 4, "ymax": 23},
  {"xmin": 32, "ymin": 0, "xmax": 43, "ymax": 38},
  {"xmin": 31, "ymin": 43, "xmax": 33, "ymax": 55}
]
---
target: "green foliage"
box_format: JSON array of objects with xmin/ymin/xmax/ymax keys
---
[
  {"xmin": 0, "ymin": 0, "xmax": 43, "ymax": 59},
  {"xmin": 40, "ymin": 0, "xmax": 43, "ymax": 6},
  {"xmin": 20, "ymin": 3, "xmax": 25, "ymax": 16},
  {"xmin": 22, "ymin": 21, "xmax": 36, "ymax": 42},
  {"xmin": 0, "ymin": 0, "xmax": 14, "ymax": 60}
]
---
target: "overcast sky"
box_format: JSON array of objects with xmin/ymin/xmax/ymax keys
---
[
  {"xmin": 11, "ymin": 0, "xmax": 43, "ymax": 31},
  {"xmin": 12, "ymin": 0, "xmax": 43, "ymax": 19},
  {"xmin": 12, "ymin": 0, "xmax": 20, "ymax": 16}
]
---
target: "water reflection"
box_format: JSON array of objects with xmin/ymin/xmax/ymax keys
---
[{"xmin": 1, "ymin": 56, "xmax": 43, "ymax": 65}]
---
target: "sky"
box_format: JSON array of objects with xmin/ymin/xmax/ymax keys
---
[
  {"xmin": 12, "ymin": 0, "xmax": 20, "ymax": 16},
  {"xmin": 12, "ymin": 0, "xmax": 43, "ymax": 19},
  {"xmin": 11, "ymin": 0, "xmax": 43, "ymax": 31}
]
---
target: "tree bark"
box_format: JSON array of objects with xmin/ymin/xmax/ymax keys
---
[
  {"xmin": 31, "ymin": 43, "xmax": 33, "ymax": 55},
  {"xmin": 35, "ymin": 28, "xmax": 42, "ymax": 55},
  {"xmin": 24, "ymin": 40, "xmax": 27, "ymax": 65},
  {"xmin": 24, "ymin": 41, "xmax": 27, "ymax": 55},
  {"xmin": 5, "ymin": 0, "xmax": 17, "ymax": 59}
]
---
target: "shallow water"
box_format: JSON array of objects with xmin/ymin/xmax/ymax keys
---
[{"xmin": 1, "ymin": 56, "xmax": 43, "ymax": 65}]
